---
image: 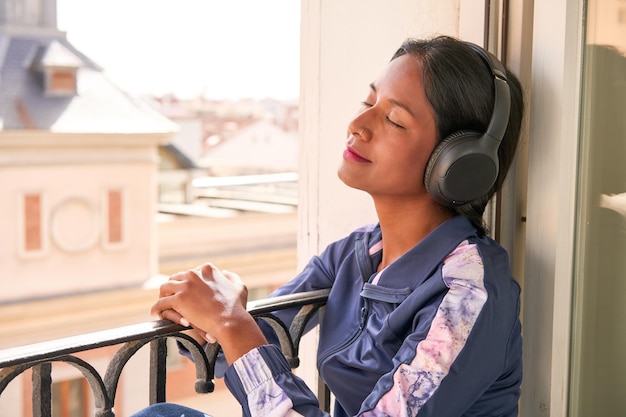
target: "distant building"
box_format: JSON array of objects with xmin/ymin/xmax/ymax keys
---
[
  {"xmin": 153, "ymin": 94, "xmax": 299, "ymax": 205},
  {"xmin": 153, "ymin": 94, "xmax": 299, "ymax": 175},
  {"xmin": 201, "ymin": 119, "xmax": 298, "ymax": 176},
  {"xmin": 0, "ymin": 0, "xmax": 178, "ymax": 301}
]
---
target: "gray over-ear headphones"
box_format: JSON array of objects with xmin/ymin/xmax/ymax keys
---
[{"xmin": 424, "ymin": 42, "xmax": 511, "ymax": 207}]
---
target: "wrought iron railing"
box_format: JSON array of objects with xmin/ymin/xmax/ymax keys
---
[{"xmin": 0, "ymin": 289, "xmax": 330, "ymax": 417}]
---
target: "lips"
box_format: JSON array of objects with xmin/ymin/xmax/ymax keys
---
[{"xmin": 343, "ymin": 146, "xmax": 371, "ymax": 163}]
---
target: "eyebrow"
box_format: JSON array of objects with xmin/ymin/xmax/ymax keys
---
[{"xmin": 369, "ymin": 82, "xmax": 416, "ymax": 118}]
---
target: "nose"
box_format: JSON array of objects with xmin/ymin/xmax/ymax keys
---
[{"xmin": 347, "ymin": 109, "xmax": 373, "ymax": 142}]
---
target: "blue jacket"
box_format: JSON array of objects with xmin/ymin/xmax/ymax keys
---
[{"xmin": 224, "ymin": 216, "xmax": 522, "ymax": 416}]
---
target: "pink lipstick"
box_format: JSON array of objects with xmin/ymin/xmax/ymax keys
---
[{"xmin": 343, "ymin": 147, "xmax": 371, "ymax": 163}]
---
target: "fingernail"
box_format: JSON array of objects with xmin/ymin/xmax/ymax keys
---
[
  {"xmin": 205, "ymin": 333, "xmax": 217, "ymax": 343},
  {"xmin": 180, "ymin": 317, "xmax": 190, "ymax": 327}
]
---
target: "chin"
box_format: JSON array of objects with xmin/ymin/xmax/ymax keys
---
[
  {"xmin": 337, "ymin": 165, "xmax": 373, "ymax": 194},
  {"xmin": 337, "ymin": 169, "xmax": 356, "ymax": 189}
]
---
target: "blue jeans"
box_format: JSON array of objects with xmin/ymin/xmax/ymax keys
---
[{"xmin": 130, "ymin": 403, "xmax": 213, "ymax": 417}]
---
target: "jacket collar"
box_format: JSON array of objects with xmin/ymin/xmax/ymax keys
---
[{"xmin": 360, "ymin": 216, "xmax": 478, "ymax": 288}]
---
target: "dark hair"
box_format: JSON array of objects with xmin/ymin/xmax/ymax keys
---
[{"xmin": 392, "ymin": 35, "xmax": 524, "ymax": 236}]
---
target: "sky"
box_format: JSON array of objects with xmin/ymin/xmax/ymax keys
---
[{"xmin": 56, "ymin": 0, "xmax": 300, "ymax": 100}]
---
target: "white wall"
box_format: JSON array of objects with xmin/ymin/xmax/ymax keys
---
[
  {"xmin": 298, "ymin": 0, "xmax": 461, "ymax": 260},
  {"xmin": 297, "ymin": 0, "xmax": 461, "ymax": 398}
]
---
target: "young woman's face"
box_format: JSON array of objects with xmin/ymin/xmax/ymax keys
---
[{"xmin": 338, "ymin": 54, "xmax": 438, "ymax": 200}]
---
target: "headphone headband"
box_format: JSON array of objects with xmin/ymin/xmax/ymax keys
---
[
  {"xmin": 464, "ymin": 43, "xmax": 511, "ymax": 145},
  {"xmin": 423, "ymin": 42, "xmax": 511, "ymax": 207}
]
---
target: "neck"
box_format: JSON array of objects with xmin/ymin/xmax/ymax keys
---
[{"xmin": 373, "ymin": 195, "xmax": 453, "ymax": 271}]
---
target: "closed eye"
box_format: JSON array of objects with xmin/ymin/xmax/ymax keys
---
[
  {"xmin": 386, "ymin": 116, "xmax": 405, "ymax": 129},
  {"xmin": 362, "ymin": 95, "xmax": 405, "ymax": 129}
]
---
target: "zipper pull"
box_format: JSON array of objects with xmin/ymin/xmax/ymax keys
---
[{"xmin": 359, "ymin": 304, "xmax": 368, "ymax": 329}]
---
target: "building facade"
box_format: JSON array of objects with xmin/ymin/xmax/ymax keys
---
[{"xmin": 0, "ymin": 0, "xmax": 178, "ymax": 302}]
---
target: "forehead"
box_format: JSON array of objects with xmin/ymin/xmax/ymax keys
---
[
  {"xmin": 373, "ymin": 54, "xmax": 433, "ymax": 118},
  {"xmin": 375, "ymin": 54, "xmax": 424, "ymax": 87}
]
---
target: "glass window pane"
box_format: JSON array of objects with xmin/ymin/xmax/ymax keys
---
[{"xmin": 571, "ymin": 1, "xmax": 626, "ymax": 416}]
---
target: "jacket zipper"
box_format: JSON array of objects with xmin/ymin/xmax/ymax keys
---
[
  {"xmin": 317, "ymin": 236, "xmax": 373, "ymax": 372},
  {"xmin": 317, "ymin": 298, "xmax": 370, "ymax": 370}
]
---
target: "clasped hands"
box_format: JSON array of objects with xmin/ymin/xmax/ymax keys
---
[{"xmin": 151, "ymin": 263, "xmax": 249, "ymax": 345}]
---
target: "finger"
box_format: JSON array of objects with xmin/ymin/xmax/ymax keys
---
[
  {"xmin": 183, "ymin": 328, "xmax": 211, "ymax": 346},
  {"xmin": 191, "ymin": 262, "xmax": 215, "ymax": 271},
  {"xmin": 189, "ymin": 268, "xmax": 204, "ymax": 281},
  {"xmin": 196, "ymin": 263, "xmax": 219, "ymax": 281},
  {"xmin": 158, "ymin": 281, "xmax": 175, "ymax": 297},
  {"xmin": 159, "ymin": 273, "xmax": 186, "ymax": 297},
  {"xmin": 151, "ymin": 296, "xmax": 176, "ymax": 318},
  {"xmin": 158, "ymin": 308, "xmax": 187, "ymax": 326},
  {"xmin": 222, "ymin": 269, "xmax": 243, "ymax": 284},
  {"xmin": 204, "ymin": 332, "xmax": 217, "ymax": 344}
]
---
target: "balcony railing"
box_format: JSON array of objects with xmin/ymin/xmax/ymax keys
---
[{"xmin": 0, "ymin": 289, "xmax": 330, "ymax": 417}]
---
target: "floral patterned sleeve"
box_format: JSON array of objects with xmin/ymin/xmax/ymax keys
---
[{"xmin": 224, "ymin": 345, "xmax": 330, "ymax": 417}]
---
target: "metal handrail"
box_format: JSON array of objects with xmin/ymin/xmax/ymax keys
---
[{"xmin": 0, "ymin": 289, "xmax": 330, "ymax": 417}]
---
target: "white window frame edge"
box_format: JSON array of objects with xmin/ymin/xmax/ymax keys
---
[
  {"xmin": 297, "ymin": 0, "xmax": 323, "ymax": 396},
  {"xmin": 522, "ymin": 0, "xmax": 585, "ymax": 416}
]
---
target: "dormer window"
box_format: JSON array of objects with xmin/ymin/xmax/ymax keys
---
[
  {"xmin": 46, "ymin": 67, "xmax": 77, "ymax": 95},
  {"xmin": 33, "ymin": 40, "xmax": 81, "ymax": 96}
]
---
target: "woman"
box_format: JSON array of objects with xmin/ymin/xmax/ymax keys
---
[{"xmin": 135, "ymin": 35, "xmax": 525, "ymax": 417}]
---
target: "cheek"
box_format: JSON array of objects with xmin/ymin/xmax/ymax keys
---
[
  {"xmin": 397, "ymin": 143, "xmax": 433, "ymax": 182},
  {"xmin": 375, "ymin": 147, "xmax": 429, "ymax": 193}
]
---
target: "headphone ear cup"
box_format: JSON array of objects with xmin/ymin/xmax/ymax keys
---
[{"xmin": 424, "ymin": 130, "xmax": 499, "ymax": 207}]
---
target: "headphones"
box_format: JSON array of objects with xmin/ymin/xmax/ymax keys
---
[{"xmin": 424, "ymin": 42, "xmax": 511, "ymax": 207}]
